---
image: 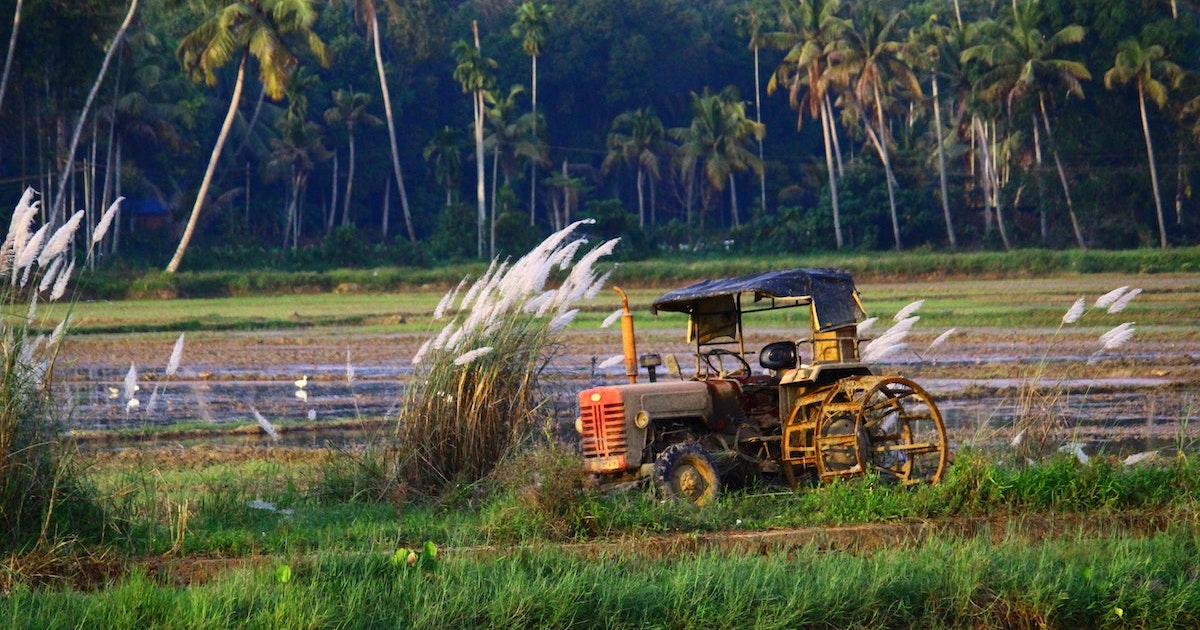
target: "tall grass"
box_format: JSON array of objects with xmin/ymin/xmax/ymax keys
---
[
  {"xmin": 0, "ymin": 191, "xmax": 117, "ymax": 551},
  {"xmin": 366, "ymin": 221, "xmax": 617, "ymax": 497}
]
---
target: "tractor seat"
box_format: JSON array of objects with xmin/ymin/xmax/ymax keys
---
[{"xmin": 759, "ymin": 340, "xmax": 798, "ymax": 371}]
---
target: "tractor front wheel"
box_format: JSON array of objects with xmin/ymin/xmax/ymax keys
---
[{"xmin": 653, "ymin": 442, "xmax": 720, "ymax": 506}]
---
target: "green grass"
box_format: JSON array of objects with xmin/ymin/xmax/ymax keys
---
[{"xmin": 6, "ymin": 529, "xmax": 1199, "ymax": 628}]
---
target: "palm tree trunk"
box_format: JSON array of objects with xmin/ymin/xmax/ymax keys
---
[
  {"xmin": 753, "ymin": 45, "xmax": 766, "ymax": 213},
  {"xmin": 1038, "ymin": 95, "xmax": 1086, "ymax": 248},
  {"xmin": 373, "ymin": 16, "xmax": 416, "ymax": 243},
  {"xmin": 819, "ymin": 103, "xmax": 843, "ymax": 249},
  {"xmin": 490, "ymin": 145, "xmax": 499, "ymax": 257},
  {"xmin": 52, "ymin": 0, "xmax": 139, "ymax": 219},
  {"xmin": 529, "ymin": 53, "xmax": 538, "ymax": 226},
  {"xmin": 327, "ymin": 151, "xmax": 338, "ymax": 234},
  {"xmin": 728, "ymin": 173, "xmax": 739, "ymax": 228},
  {"xmin": 824, "ymin": 95, "xmax": 844, "ymax": 177},
  {"xmin": 932, "ymin": 75, "xmax": 955, "ymax": 249},
  {"xmin": 0, "ymin": 0, "xmax": 23, "ymax": 117},
  {"xmin": 471, "ymin": 22, "xmax": 486, "ymax": 257},
  {"xmin": 861, "ymin": 113, "xmax": 901, "ymax": 250},
  {"xmin": 1031, "ymin": 113, "xmax": 1047, "ymax": 242},
  {"xmin": 1136, "ymin": 87, "xmax": 1168, "ymax": 248},
  {"xmin": 342, "ymin": 126, "xmax": 357, "ymax": 227},
  {"xmin": 635, "ymin": 168, "xmax": 645, "ymax": 228},
  {"xmin": 166, "ymin": 54, "xmax": 246, "ymax": 273}
]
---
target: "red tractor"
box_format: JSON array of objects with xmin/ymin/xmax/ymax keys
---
[{"xmin": 576, "ymin": 268, "xmax": 949, "ymax": 504}]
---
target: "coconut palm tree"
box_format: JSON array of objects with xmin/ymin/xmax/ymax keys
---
[
  {"xmin": 961, "ymin": 2, "xmax": 1090, "ymax": 248},
  {"xmin": 452, "ymin": 25, "xmax": 496, "ymax": 259},
  {"xmin": 671, "ymin": 87, "xmax": 764, "ymax": 236},
  {"xmin": 764, "ymin": 0, "xmax": 848, "ymax": 248},
  {"xmin": 511, "ymin": 1, "xmax": 552, "ymax": 225},
  {"xmin": 334, "ymin": 0, "xmax": 417, "ymax": 244},
  {"xmin": 166, "ymin": 0, "xmax": 328, "ymax": 273},
  {"xmin": 1104, "ymin": 39, "xmax": 1182, "ymax": 249},
  {"xmin": 483, "ymin": 85, "xmax": 536, "ymax": 254},
  {"xmin": 324, "ymin": 88, "xmax": 382, "ymax": 228},
  {"xmin": 734, "ymin": 0, "xmax": 774, "ymax": 214},
  {"xmin": 826, "ymin": 1, "xmax": 919, "ymax": 251},
  {"xmin": 601, "ymin": 108, "xmax": 668, "ymax": 229},
  {"xmin": 423, "ymin": 126, "xmax": 464, "ymax": 209}
]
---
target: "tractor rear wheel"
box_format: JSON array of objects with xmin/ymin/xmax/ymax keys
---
[
  {"xmin": 653, "ymin": 442, "xmax": 720, "ymax": 506},
  {"xmin": 859, "ymin": 376, "xmax": 949, "ymax": 485}
]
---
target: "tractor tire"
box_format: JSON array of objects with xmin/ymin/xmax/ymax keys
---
[{"xmin": 653, "ymin": 442, "xmax": 720, "ymax": 506}]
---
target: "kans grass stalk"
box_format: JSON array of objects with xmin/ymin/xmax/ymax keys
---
[
  {"xmin": 0, "ymin": 189, "xmax": 113, "ymax": 550},
  {"xmin": 394, "ymin": 220, "xmax": 617, "ymax": 495}
]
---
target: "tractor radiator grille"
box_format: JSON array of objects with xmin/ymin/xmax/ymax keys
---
[{"xmin": 579, "ymin": 389, "xmax": 627, "ymax": 471}]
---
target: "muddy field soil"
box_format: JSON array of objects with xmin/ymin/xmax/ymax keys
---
[{"xmin": 57, "ymin": 320, "xmax": 1200, "ymax": 458}]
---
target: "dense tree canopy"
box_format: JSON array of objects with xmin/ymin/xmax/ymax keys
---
[{"xmin": 1, "ymin": 0, "xmax": 1199, "ymax": 269}]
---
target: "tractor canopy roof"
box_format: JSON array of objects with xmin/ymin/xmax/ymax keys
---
[{"xmin": 652, "ymin": 268, "xmax": 864, "ymax": 341}]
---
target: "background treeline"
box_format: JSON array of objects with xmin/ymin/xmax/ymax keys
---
[{"xmin": 1, "ymin": 0, "xmax": 1199, "ymax": 271}]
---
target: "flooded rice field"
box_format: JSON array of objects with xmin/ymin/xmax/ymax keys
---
[{"xmin": 58, "ymin": 324, "xmax": 1200, "ymax": 459}]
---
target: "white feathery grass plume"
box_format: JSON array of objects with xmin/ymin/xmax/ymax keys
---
[
  {"xmin": 91, "ymin": 197, "xmax": 123, "ymax": 245},
  {"xmin": 926, "ymin": 328, "xmax": 958, "ymax": 353},
  {"xmin": 37, "ymin": 210, "xmax": 84, "ymax": 267},
  {"xmin": 251, "ymin": 407, "xmax": 280, "ymax": 441},
  {"xmin": 1010, "ymin": 428, "xmax": 1026, "ymax": 448},
  {"xmin": 543, "ymin": 238, "xmax": 620, "ymax": 316},
  {"xmin": 856, "ymin": 316, "xmax": 878, "ymax": 338},
  {"xmin": 1098, "ymin": 322, "xmax": 1135, "ymax": 351},
  {"xmin": 550, "ymin": 308, "xmax": 578, "ymax": 333},
  {"xmin": 444, "ymin": 326, "xmax": 465, "ymax": 352},
  {"xmin": 547, "ymin": 237, "xmax": 586, "ymax": 272},
  {"xmin": 14, "ymin": 223, "xmax": 49, "ymax": 281},
  {"xmin": 411, "ymin": 339, "xmax": 432, "ymax": 366},
  {"xmin": 454, "ymin": 346, "xmax": 494, "ymax": 366},
  {"xmin": 431, "ymin": 318, "xmax": 458, "ymax": 351},
  {"xmin": 1062, "ymin": 297, "xmax": 1086, "ymax": 324},
  {"xmin": 522, "ymin": 290, "xmax": 554, "ymax": 314},
  {"xmin": 2, "ymin": 189, "xmax": 39, "ymax": 272},
  {"xmin": 124, "ymin": 362, "xmax": 139, "ymax": 400},
  {"xmin": 20, "ymin": 334, "xmax": 44, "ymax": 364},
  {"xmin": 862, "ymin": 341, "xmax": 908, "ymax": 363},
  {"xmin": 598, "ymin": 354, "xmax": 625, "ymax": 369},
  {"xmin": 345, "ymin": 348, "xmax": 355, "ymax": 383},
  {"xmin": 1107, "ymin": 288, "xmax": 1141, "ymax": 314},
  {"xmin": 1094, "ymin": 286, "xmax": 1129, "ymax": 309},
  {"xmin": 601, "ymin": 308, "xmax": 623, "ymax": 329},
  {"xmin": 433, "ymin": 276, "xmax": 469, "ymax": 319},
  {"xmin": 459, "ymin": 259, "xmax": 498, "ymax": 310},
  {"xmin": 37, "ymin": 257, "xmax": 64, "ymax": 294},
  {"xmin": 25, "ymin": 289, "xmax": 37, "ymax": 320},
  {"xmin": 48, "ymin": 316, "xmax": 70, "ymax": 348},
  {"xmin": 861, "ymin": 317, "xmax": 919, "ymax": 363},
  {"xmin": 583, "ymin": 267, "xmax": 616, "ymax": 301},
  {"xmin": 893, "ymin": 299, "xmax": 925, "ymax": 322},
  {"xmin": 166, "ymin": 333, "xmax": 185, "ymax": 376},
  {"xmin": 49, "ymin": 259, "xmax": 74, "ymax": 302}
]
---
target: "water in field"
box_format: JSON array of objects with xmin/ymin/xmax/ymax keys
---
[{"xmin": 62, "ymin": 354, "xmax": 1200, "ymax": 460}]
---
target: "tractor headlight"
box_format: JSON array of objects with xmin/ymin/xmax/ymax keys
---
[
  {"xmin": 575, "ymin": 416, "xmax": 584, "ymax": 434},
  {"xmin": 635, "ymin": 410, "xmax": 650, "ymax": 429}
]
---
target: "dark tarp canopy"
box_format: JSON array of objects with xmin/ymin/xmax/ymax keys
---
[{"xmin": 651, "ymin": 268, "xmax": 863, "ymax": 332}]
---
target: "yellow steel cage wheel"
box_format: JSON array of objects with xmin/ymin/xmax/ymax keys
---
[{"xmin": 814, "ymin": 376, "xmax": 948, "ymax": 485}]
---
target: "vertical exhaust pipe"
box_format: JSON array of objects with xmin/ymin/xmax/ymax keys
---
[{"xmin": 613, "ymin": 286, "xmax": 638, "ymax": 384}]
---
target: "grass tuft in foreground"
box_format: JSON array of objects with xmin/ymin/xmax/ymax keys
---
[
  {"xmin": 330, "ymin": 220, "xmax": 618, "ymax": 499},
  {"xmin": 0, "ymin": 190, "xmax": 120, "ymax": 552}
]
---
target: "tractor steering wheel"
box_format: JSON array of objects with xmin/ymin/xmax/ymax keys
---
[{"xmin": 701, "ymin": 348, "xmax": 752, "ymax": 378}]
